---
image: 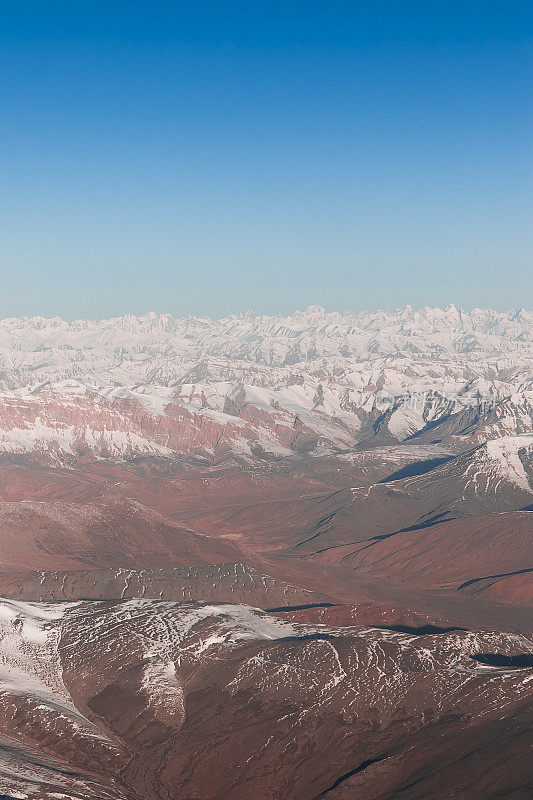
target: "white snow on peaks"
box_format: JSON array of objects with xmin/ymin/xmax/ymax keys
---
[
  {"xmin": 0, "ymin": 307, "xmax": 529, "ymax": 461},
  {"xmin": 483, "ymin": 435, "xmax": 533, "ymax": 492},
  {"xmin": 0, "ymin": 599, "xmax": 129, "ymax": 749},
  {"xmin": 461, "ymin": 434, "xmax": 533, "ymax": 496},
  {"xmin": 387, "ymin": 403, "xmax": 426, "ymax": 440},
  {"xmin": 0, "ymin": 418, "xmax": 175, "ymax": 459},
  {"xmin": 0, "ymin": 306, "xmax": 530, "ymax": 382},
  {"xmin": 0, "ymin": 599, "xmax": 67, "ymax": 701},
  {"xmin": 121, "ymin": 599, "xmax": 300, "ymax": 648}
]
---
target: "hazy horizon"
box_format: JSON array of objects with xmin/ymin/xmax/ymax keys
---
[
  {"xmin": 0, "ymin": 302, "xmax": 531, "ymax": 325},
  {"xmin": 1, "ymin": 2, "xmax": 531, "ymax": 318}
]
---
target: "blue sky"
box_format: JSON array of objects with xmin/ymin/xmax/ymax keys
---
[{"xmin": 0, "ymin": 1, "xmax": 531, "ymax": 318}]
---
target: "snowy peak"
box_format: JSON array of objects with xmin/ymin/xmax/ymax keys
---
[
  {"xmin": 0, "ymin": 307, "xmax": 529, "ymax": 463},
  {"xmin": 458, "ymin": 434, "xmax": 533, "ymax": 496},
  {"xmin": 478, "ymin": 435, "xmax": 533, "ymax": 493},
  {"xmin": 0, "ymin": 305, "xmax": 530, "ymax": 364}
]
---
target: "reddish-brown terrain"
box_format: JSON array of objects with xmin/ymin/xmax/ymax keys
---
[
  {"xmin": 1, "ymin": 596, "xmax": 532, "ymax": 800},
  {"xmin": 0, "ymin": 450, "xmax": 530, "ymax": 798}
]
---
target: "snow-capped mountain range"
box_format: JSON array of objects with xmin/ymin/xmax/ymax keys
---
[
  {"xmin": 0, "ymin": 306, "xmax": 530, "ymax": 463},
  {"xmin": 1, "ymin": 305, "xmax": 531, "ymax": 378}
]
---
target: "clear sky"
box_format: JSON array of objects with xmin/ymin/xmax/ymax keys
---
[{"xmin": 0, "ymin": 1, "xmax": 531, "ymax": 318}]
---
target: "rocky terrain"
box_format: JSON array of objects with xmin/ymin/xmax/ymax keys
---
[
  {"xmin": 0, "ymin": 307, "xmax": 531, "ymax": 798},
  {"xmin": 1, "ymin": 597, "xmax": 532, "ymax": 800},
  {"xmin": 0, "ymin": 306, "xmax": 530, "ymax": 462}
]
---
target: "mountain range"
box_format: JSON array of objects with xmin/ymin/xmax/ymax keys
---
[{"xmin": 0, "ymin": 307, "xmax": 531, "ymax": 799}]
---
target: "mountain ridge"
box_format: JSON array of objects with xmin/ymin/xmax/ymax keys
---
[{"xmin": 0, "ymin": 306, "xmax": 530, "ymax": 463}]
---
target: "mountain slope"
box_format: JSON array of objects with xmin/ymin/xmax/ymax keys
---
[
  {"xmin": 0, "ymin": 598, "xmax": 532, "ymax": 800},
  {"xmin": 0, "ymin": 307, "xmax": 529, "ymax": 463}
]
